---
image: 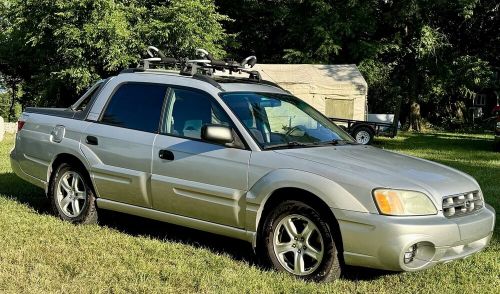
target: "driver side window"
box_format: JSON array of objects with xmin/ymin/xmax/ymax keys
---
[{"xmin": 161, "ymin": 88, "xmax": 232, "ymax": 140}]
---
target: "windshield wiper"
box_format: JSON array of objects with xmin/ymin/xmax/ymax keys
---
[
  {"xmin": 263, "ymin": 139, "xmax": 357, "ymax": 150},
  {"xmin": 262, "ymin": 141, "xmax": 317, "ymax": 150},
  {"xmin": 314, "ymin": 139, "xmax": 357, "ymax": 146}
]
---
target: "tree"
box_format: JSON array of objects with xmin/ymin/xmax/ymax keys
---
[
  {"xmin": 1, "ymin": 0, "xmax": 498, "ymax": 129},
  {"xmin": 217, "ymin": 0, "xmax": 499, "ymax": 129},
  {"xmin": 216, "ymin": 0, "xmax": 379, "ymax": 63},
  {"xmin": 0, "ymin": 0, "xmax": 229, "ymax": 107}
]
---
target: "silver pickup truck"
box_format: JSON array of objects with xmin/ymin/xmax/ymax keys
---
[{"xmin": 10, "ymin": 54, "xmax": 495, "ymax": 282}]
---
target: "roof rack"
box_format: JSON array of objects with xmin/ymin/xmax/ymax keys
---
[
  {"xmin": 211, "ymin": 75, "xmax": 287, "ymax": 91},
  {"xmin": 119, "ymin": 46, "xmax": 288, "ymax": 91},
  {"xmin": 124, "ymin": 46, "xmax": 262, "ymax": 81}
]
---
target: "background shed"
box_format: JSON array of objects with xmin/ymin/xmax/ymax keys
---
[{"xmin": 252, "ymin": 64, "xmax": 368, "ymax": 120}]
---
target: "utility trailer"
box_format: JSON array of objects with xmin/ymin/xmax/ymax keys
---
[{"xmin": 329, "ymin": 117, "xmax": 398, "ymax": 145}]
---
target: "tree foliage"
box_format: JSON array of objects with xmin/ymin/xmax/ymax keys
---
[
  {"xmin": 217, "ymin": 0, "xmax": 499, "ymax": 128},
  {"xmin": 0, "ymin": 0, "xmax": 498, "ymax": 128},
  {"xmin": 0, "ymin": 0, "xmax": 229, "ymax": 107}
]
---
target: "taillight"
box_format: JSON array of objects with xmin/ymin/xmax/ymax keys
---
[{"xmin": 17, "ymin": 120, "xmax": 25, "ymax": 132}]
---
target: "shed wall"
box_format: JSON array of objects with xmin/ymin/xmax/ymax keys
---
[{"xmin": 255, "ymin": 64, "xmax": 367, "ymax": 121}]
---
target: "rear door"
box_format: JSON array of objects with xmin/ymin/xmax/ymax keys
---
[
  {"xmin": 151, "ymin": 87, "xmax": 251, "ymax": 228},
  {"xmin": 81, "ymin": 82, "xmax": 168, "ymax": 208}
]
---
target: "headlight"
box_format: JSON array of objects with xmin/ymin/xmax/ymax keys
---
[
  {"xmin": 496, "ymin": 122, "xmax": 500, "ymax": 130},
  {"xmin": 373, "ymin": 189, "xmax": 437, "ymax": 216}
]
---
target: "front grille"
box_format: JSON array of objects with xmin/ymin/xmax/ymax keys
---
[{"xmin": 442, "ymin": 191, "xmax": 483, "ymax": 218}]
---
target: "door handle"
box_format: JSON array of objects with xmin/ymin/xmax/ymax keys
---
[
  {"xmin": 86, "ymin": 136, "xmax": 98, "ymax": 145},
  {"xmin": 159, "ymin": 149, "xmax": 174, "ymax": 160}
]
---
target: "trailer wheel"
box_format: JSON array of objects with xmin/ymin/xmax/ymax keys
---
[{"xmin": 352, "ymin": 126, "xmax": 374, "ymax": 145}]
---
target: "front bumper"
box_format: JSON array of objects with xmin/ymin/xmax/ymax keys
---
[{"xmin": 333, "ymin": 204, "xmax": 496, "ymax": 271}]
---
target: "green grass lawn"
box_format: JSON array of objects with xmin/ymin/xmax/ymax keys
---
[{"xmin": 0, "ymin": 132, "xmax": 498, "ymax": 293}]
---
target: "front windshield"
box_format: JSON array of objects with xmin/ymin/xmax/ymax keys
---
[{"xmin": 221, "ymin": 92, "xmax": 355, "ymax": 149}]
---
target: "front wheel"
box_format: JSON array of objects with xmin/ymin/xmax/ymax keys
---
[
  {"xmin": 260, "ymin": 200, "xmax": 341, "ymax": 282},
  {"xmin": 49, "ymin": 163, "xmax": 98, "ymax": 224}
]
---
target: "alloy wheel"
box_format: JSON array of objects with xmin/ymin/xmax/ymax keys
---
[
  {"xmin": 56, "ymin": 171, "xmax": 87, "ymax": 218},
  {"xmin": 272, "ymin": 214, "xmax": 324, "ymax": 275}
]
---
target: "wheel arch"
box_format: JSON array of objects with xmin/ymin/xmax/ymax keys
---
[
  {"xmin": 351, "ymin": 122, "xmax": 375, "ymax": 133},
  {"xmin": 247, "ymin": 169, "xmax": 368, "ymax": 255},
  {"xmin": 255, "ymin": 187, "xmax": 345, "ymax": 262},
  {"xmin": 46, "ymin": 152, "xmax": 94, "ymax": 196},
  {"xmin": 247, "ymin": 170, "xmax": 367, "ymax": 233},
  {"xmin": 351, "ymin": 123, "xmax": 375, "ymax": 137}
]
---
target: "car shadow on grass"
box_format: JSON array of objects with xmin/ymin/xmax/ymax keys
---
[
  {"xmin": 0, "ymin": 171, "xmax": 394, "ymax": 281},
  {"xmin": 0, "ymin": 172, "xmax": 49, "ymax": 213},
  {"xmin": 92, "ymin": 209, "xmax": 396, "ymax": 281}
]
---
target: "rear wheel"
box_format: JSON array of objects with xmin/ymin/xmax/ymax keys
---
[
  {"xmin": 260, "ymin": 200, "xmax": 341, "ymax": 282},
  {"xmin": 352, "ymin": 126, "xmax": 374, "ymax": 145},
  {"xmin": 49, "ymin": 163, "xmax": 98, "ymax": 224}
]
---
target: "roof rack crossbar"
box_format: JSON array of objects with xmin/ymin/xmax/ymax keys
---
[
  {"xmin": 138, "ymin": 46, "xmax": 260, "ymax": 81},
  {"xmin": 212, "ymin": 76, "xmax": 288, "ymax": 92},
  {"xmin": 119, "ymin": 46, "xmax": 284, "ymax": 91}
]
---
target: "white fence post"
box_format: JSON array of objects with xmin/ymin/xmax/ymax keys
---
[{"xmin": 0, "ymin": 116, "xmax": 4, "ymax": 142}]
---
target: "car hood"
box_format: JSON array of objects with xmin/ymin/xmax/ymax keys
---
[{"xmin": 274, "ymin": 145, "xmax": 480, "ymax": 205}]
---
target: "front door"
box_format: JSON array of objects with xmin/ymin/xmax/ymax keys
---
[{"xmin": 151, "ymin": 87, "xmax": 250, "ymax": 228}]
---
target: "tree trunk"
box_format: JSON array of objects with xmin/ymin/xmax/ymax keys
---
[
  {"xmin": 409, "ymin": 101, "xmax": 422, "ymax": 132},
  {"xmin": 8, "ymin": 84, "xmax": 16, "ymax": 122},
  {"xmin": 392, "ymin": 95, "xmax": 403, "ymax": 137}
]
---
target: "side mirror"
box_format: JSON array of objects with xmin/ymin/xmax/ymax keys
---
[{"xmin": 201, "ymin": 125, "xmax": 234, "ymax": 145}]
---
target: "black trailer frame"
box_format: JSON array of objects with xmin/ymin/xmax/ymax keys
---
[{"xmin": 329, "ymin": 117, "xmax": 398, "ymax": 145}]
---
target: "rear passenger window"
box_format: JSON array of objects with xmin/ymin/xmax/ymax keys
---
[
  {"xmin": 101, "ymin": 83, "xmax": 167, "ymax": 133},
  {"xmin": 75, "ymin": 81, "xmax": 104, "ymax": 111}
]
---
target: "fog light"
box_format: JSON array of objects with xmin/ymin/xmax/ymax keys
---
[{"xmin": 404, "ymin": 244, "xmax": 417, "ymax": 264}]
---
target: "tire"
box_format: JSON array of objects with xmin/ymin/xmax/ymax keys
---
[
  {"xmin": 259, "ymin": 200, "xmax": 341, "ymax": 282},
  {"xmin": 49, "ymin": 162, "xmax": 98, "ymax": 224},
  {"xmin": 352, "ymin": 126, "xmax": 374, "ymax": 145}
]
